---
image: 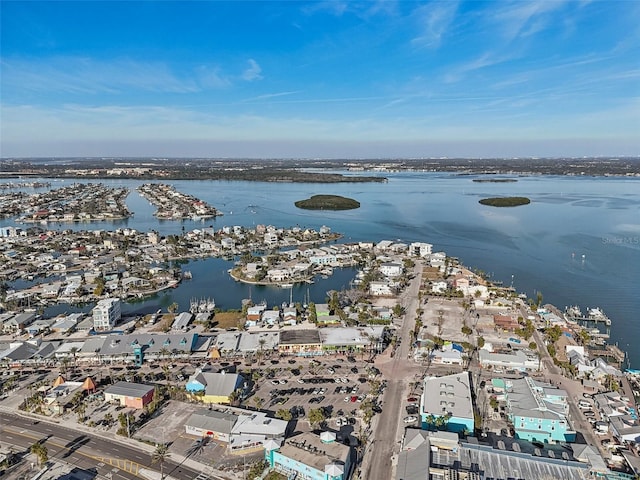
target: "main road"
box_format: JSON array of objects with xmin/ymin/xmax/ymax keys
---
[
  {"xmin": 0, "ymin": 411, "xmax": 211, "ymax": 479},
  {"xmin": 364, "ymin": 262, "xmax": 424, "ymax": 480}
]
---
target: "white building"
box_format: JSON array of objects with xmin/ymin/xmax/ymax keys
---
[
  {"xmin": 93, "ymin": 298, "xmax": 121, "ymax": 331},
  {"xmin": 380, "ymin": 262, "xmax": 403, "ymax": 278},
  {"xmin": 409, "ymin": 242, "xmax": 433, "ymax": 257},
  {"xmin": 369, "ymin": 281, "xmax": 393, "ymax": 296}
]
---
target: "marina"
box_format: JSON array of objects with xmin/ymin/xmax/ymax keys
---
[{"xmin": 565, "ymin": 305, "xmax": 612, "ymax": 326}]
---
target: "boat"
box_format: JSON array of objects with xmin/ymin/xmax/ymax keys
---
[
  {"xmin": 190, "ymin": 297, "xmax": 216, "ymax": 313},
  {"xmin": 280, "ymin": 283, "xmax": 294, "ymax": 289},
  {"xmin": 565, "ymin": 305, "xmax": 582, "ymax": 318},
  {"xmin": 182, "ymin": 270, "xmax": 193, "ymax": 279},
  {"xmin": 587, "ymin": 307, "xmax": 611, "ymax": 326}
]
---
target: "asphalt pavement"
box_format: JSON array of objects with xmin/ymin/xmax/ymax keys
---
[{"xmin": 0, "ymin": 410, "xmax": 229, "ymax": 480}]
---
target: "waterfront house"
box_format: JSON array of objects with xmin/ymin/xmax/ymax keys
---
[
  {"xmin": 369, "ymin": 281, "xmax": 393, "ymax": 296},
  {"xmin": 93, "ymin": 298, "xmax": 121, "ymax": 331},
  {"xmin": 409, "ymin": 242, "xmax": 433, "ymax": 257},
  {"xmin": 247, "ymin": 304, "xmax": 267, "ymax": 321},
  {"xmin": 171, "ymin": 312, "xmax": 193, "ymax": 331}
]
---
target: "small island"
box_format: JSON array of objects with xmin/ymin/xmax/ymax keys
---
[
  {"xmin": 479, "ymin": 196, "xmax": 531, "ymax": 207},
  {"xmin": 295, "ymin": 194, "xmax": 360, "ymax": 210},
  {"xmin": 472, "ymin": 178, "xmax": 518, "ymax": 183}
]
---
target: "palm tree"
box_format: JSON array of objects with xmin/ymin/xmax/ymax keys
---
[
  {"xmin": 30, "ymin": 442, "xmax": 48, "ymax": 468},
  {"xmin": 70, "ymin": 347, "xmax": 79, "ymax": 370},
  {"xmin": 152, "ymin": 443, "xmax": 170, "ymax": 479},
  {"xmin": 253, "ymin": 396, "xmax": 264, "ymax": 411},
  {"xmin": 228, "ymin": 388, "xmax": 242, "ymax": 407}
]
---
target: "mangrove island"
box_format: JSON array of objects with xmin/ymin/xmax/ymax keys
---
[
  {"xmin": 294, "ymin": 194, "xmax": 360, "ymax": 210},
  {"xmin": 479, "ymin": 196, "xmax": 531, "ymax": 207}
]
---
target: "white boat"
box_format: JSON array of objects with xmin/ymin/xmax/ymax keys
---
[
  {"xmin": 280, "ymin": 283, "xmax": 294, "ymax": 289},
  {"xmin": 587, "ymin": 307, "xmax": 611, "ymax": 326}
]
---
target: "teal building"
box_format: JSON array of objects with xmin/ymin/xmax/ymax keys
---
[
  {"xmin": 264, "ymin": 431, "xmax": 351, "ymax": 480},
  {"xmin": 505, "ymin": 377, "xmax": 576, "ymax": 443},
  {"xmin": 419, "ymin": 372, "xmax": 475, "ymax": 434}
]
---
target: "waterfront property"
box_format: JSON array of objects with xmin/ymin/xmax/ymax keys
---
[
  {"xmin": 505, "ymin": 377, "xmax": 576, "ymax": 443},
  {"xmin": 92, "ymin": 298, "xmax": 121, "ymax": 332},
  {"xmin": 103, "ymin": 381, "xmax": 155, "ymax": 409},
  {"xmin": 420, "ymin": 372, "xmax": 475, "ymax": 433},
  {"xmin": 265, "ymin": 431, "xmax": 352, "ymax": 480}
]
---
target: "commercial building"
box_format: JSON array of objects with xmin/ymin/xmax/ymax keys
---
[
  {"xmin": 92, "ymin": 298, "xmax": 121, "ymax": 331},
  {"xmin": 396, "ymin": 429, "xmax": 592, "ymax": 480},
  {"xmin": 265, "ymin": 431, "xmax": 352, "ymax": 480},
  {"xmin": 104, "ymin": 381, "xmax": 155, "ymax": 409},
  {"xmin": 185, "ymin": 370, "xmax": 245, "ymax": 404},
  {"xmin": 420, "ymin": 372, "xmax": 474, "ymax": 433},
  {"xmin": 278, "ymin": 329, "xmax": 322, "ymax": 356},
  {"xmin": 185, "ymin": 406, "xmax": 289, "ymax": 452}
]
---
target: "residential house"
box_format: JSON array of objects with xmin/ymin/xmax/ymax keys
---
[
  {"xmin": 380, "ymin": 262, "xmax": 403, "ymax": 278},
  {"xmin": 369, "ymin": 281, "xmax": 393, "ymax": 296}
]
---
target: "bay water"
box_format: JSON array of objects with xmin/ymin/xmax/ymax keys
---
[{"xmin": 2, "ymin": 172, "xmax": 638, "ymax": 367}]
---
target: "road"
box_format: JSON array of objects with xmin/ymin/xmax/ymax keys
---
[
  {"xmin": 365, "ymin": 262, "xmax": 423, "ymax": 480},
  {"xmin": 0, "ymin": 412, "xmax": 206, "ymax": 480}
]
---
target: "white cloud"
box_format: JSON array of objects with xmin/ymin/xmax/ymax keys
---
[{"xmin": 242, "ymin": 59, "xmax": 263, "ymax": 81}]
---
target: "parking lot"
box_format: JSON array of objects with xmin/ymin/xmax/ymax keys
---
[{"xmin": 245, "ymin": 356, "xmax": 382, "ymax": 431}]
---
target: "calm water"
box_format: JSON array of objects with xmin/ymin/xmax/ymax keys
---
[{"xmin": 2, "ymin": 173, "xmax": 639, "ymax": 368}]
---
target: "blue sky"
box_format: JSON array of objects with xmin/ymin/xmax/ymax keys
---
[{"xmin": 1, "ymin": 1, "xmax": 638, "ymax": 158}]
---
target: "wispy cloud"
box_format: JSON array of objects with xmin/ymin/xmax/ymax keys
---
[
  {"xmin": 241, "ymin": 59, "xmax": 263, "ymax": 81},
  {"xmin": 444, "ymin": 50, "xmax": 519, "ymax": 83},
  {"xmin": 241, "ymin": 91, "xmax": 300, "ymax": 102},
  {"xmin": 1, "ymin": 57, "xmax": 204, "ymax": 95},
  {"xmin": 411, "ymin": 1, "xmax": 459, "ymax": 49},
  {"xmin": 492, "ymin": 1, "xmax": 567, "ymax": 41}
]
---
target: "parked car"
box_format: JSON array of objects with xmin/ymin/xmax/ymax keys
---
[
  {"xmin": 403, "ymin": 416, "xmax": 417, "ymax": 423},
  {"xmin": 407, "ymin": 397, "xmax": 417, "ymax": 402}
]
